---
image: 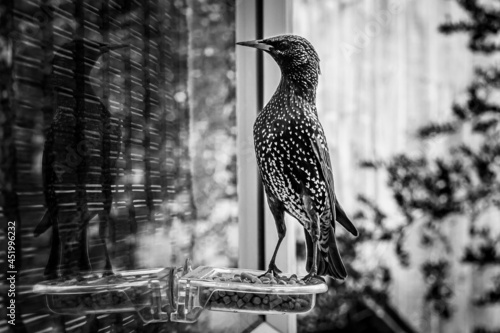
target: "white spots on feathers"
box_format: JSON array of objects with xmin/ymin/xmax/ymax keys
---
[{"xmin": 254, "ymin": 80, "xmax": 331, "ymax": 225}]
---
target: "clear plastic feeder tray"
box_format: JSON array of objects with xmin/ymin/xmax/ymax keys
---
[
  {"xmin": 33, "ymin": 266, "xmax": 328, "ymax": 323},
  {"xmin": 32, "ymin": 268, "xmax": 177, "ymax": 323},
  {"xmin": 171, "ymin": 266, "xmax": 328, "ymax": 322}
]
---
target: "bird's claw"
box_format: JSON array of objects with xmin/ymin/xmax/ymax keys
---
[
  {"xmin": 102, "ymin": 270, "xmax": 114, "ymax": 277},
  {"xmin": 259, "ymin": 263, "xmax": 282, "ymax": 279},
  {"xmin": 302, "ymin": 273, "xmax": 325, "ymax": 283}
]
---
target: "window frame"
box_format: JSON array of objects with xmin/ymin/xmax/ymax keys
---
[{"xmin": 236, "ymin": 0, "xmax": 296, "ymax": 332}]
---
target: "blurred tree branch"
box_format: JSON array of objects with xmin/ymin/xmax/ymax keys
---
[
  {"xmin": 302, "ymin": 0, "xmax": 500, "ymax": 331},
  {"xmin": 358, "ymin": 0, "xmax": 500, "ymax": 327}
]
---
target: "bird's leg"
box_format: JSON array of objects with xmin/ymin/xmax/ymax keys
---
[
  {"xmin": 303, "ymin": 219, "xmax": 324, "ymax": 282},
  {"xmin": 101, "ymin": 137, "xmax": 115, "ymax": 276},
  {"xmin": 265, "ymin": 222, "xmax": 286, "ymax": 278},
  {"xmin": 98, "ymin": 212, "xmax": 114, "ymax": 276},
  {"xmin": 57, "ymin": 213, "xmax": 84, "ymax": 278},
  {"xmin": 302, "ymin": 191, "xmax": 324, "ymax": 282},
  {"xmin": 260, "ymin": 195, "xmax": 286, "ymax": 278},
  {"xmin": 82, "ymin": 314, "xmax": 99, "ymax": 333},
  {"xmin": 79, "ymin": 224, "xmax": 91, "ymax": 273},
  {"xmin": 78, "ymin": 211, "xmax": 95, "ymax": 274},
  {"xmin": 44, "ymin": 216, "xmax": 61, "ymax": 279}
]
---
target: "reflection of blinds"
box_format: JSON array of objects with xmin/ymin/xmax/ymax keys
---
[{"xmin": 0, "ymin": 0, "xmax": 177, "ymax": 331}]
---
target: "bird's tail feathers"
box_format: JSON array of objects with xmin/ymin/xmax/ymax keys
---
[
  {"xmin": 324, "ymin": 227, "xmax": 347, "ymax": 279},
  {"xmin": 304, "ymin": 227, "xmax": 347, "ymax": 280},
  {"xmin": 335, "ymin": 198, "xmax": 358, "ymax": 237},
  {"xmin": 304, "ymin": 228, "xmax": 314, "ymax": 272}
]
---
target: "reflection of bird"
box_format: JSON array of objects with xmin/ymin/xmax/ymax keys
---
[
  {"xmin": 34, "ymin": 39, "xmax": 125, "ymax": 278},
  {"xmin": 237, "ymin": 35, "xmax": 358, "ymax": 281}
]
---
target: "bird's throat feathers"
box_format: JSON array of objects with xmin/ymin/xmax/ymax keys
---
[{"xmin": 279, "ymin": 62, "xmax": 319, "ymax": 103}]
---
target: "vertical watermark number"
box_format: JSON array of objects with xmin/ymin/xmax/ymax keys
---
[{"xmin": 6, "ymin": 221, "xmax": 17, "ymax": 326}]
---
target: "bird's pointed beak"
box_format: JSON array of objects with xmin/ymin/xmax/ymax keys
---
[
  {"xmin": 99, "ymin": 43, "xmax": 128, "ymax": 54},
  {"xmin": 236, "ymin": 39, "xmax": 272, "ymax": 52}
]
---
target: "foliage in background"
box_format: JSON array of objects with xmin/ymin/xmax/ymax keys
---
[
  {"xmin": 138, "ymin": 0, "xmax": 237, "ymax": 270},
  {"xmin": 298, "ymin": 195, "xmax": 401, "ymax": 332},
  {"xmin": 185, "ymin": 0, "xmax": 238, "ymax": 268},
  {"xmin": 299, "ymin": 0, "xmax": 500, "ymax": 332},
  {"xmin": 154, "ymin": 1, "xmax": 238, "ymax": 331}
]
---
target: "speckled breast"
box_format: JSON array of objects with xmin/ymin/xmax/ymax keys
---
[{"xmin": 253, "ymin": 99, "xmax": 328, "ymax": 223}]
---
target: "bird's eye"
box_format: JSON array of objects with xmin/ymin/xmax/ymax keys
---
[{"xmin": 280, "ymin": 40, "xmax": 290, "ymax": 48}]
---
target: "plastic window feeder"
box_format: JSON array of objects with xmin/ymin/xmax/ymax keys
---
[{"xmin": 32, "ymin": 262, "xmax": 328, "ymax": 324}]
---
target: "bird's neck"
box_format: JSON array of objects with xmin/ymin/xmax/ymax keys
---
[
  {"xmin": 278, "ymin": 74, "xmax": 317, "ymax": 104},
  {"xmin": 76, "ymin": 62, "xmax": 107, "ymax": 103}
]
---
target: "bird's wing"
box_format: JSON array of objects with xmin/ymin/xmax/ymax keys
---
[{"xmin": 309, "ymin": 134, "xmax": 358, "ymax": 236}]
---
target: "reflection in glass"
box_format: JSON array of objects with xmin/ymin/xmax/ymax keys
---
[{"xmin": 0, "ymin": 0, "xmax": 254, "ymax": 331}]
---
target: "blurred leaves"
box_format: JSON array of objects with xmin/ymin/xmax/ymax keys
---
[
  {"xmin": 417, "ymin": 122, "xmax": 457, "ymax": 139},
  {"xmin": 313, "ymin": 0, "xmax": 500, "ymax": 328},
  {"xmin": 439, "ymin": 0, "xmax": 500, "ymax": 53},
  {"xmin": 463, "ymin": 228, "xmax": 500, "ymax": 265},
  {"xmin": 474, "ymin": 328, "xmax": 500, "ymax": 333},
  {"xmin": 473, "ymin": 274, "xmax": 500, "ymax": 306},
  {"xmin": 421, "ymin": 260, "xmax": 454, "ymax": 319},
  {"xmin": 360, "ymin": 0, "xmax": 500, "ymax": 325},
  {"xmin": 386, "ymin": 155, "xmax": 465, "ymax": 221},
  {"xmin": 160, "ymin": 0, "xmax": 237, "ymax": 269}
]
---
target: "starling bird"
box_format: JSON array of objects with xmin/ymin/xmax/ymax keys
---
[
  {"xmin": 34, "ymin": 39, "xmax": 125, "ymax": 278},
  {"xmin": 237, "ymin": 35, "xmax": 358, "ymax": 280}
]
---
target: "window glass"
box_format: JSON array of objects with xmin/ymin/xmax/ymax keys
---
[{"xmin": 0, "ymin": 0, "xmax": 257, "ymax": 331}]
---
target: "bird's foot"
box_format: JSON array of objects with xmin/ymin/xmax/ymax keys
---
[
  {"xmin": 44, "ymin": 270, "xmax": 59, "ymax": 281},
  {"xmin": 302, "ymin": 272, "xmax": 325, "ymax": 283},
  {"xmin": 51, "ymin": 272, "xmax": 84, "ymax": 283},
  {"xmin": 259, "ymin": 263, "xmax": 282, "ymax": 279},
  {"xmin": 101, "ymin": 269, "xmax": 114, "ymax": 277}
]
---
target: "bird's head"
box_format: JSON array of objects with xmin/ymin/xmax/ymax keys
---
[
  {"xmin": 57, "ymin": 39, "xmax": 127, "ymax": 57},
  {"xmin": 237, "ymin": 34, "xmax": 321, "ymax": 87},
  {"xmin": 52, "ymin": 39, "xmax": 127, "ymax": 74}
]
